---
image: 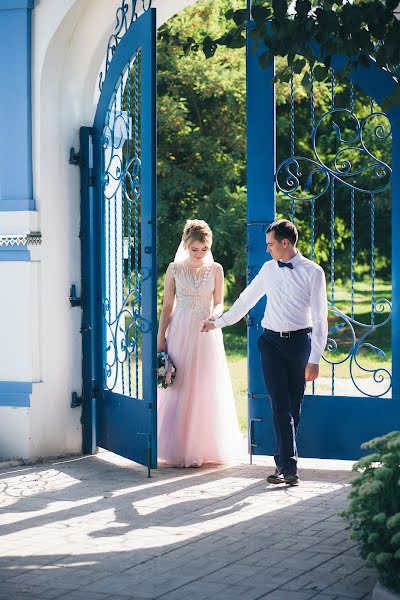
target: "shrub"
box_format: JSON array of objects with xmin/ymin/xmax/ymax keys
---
[{"xmin": 342, "ymin": 431, "xmax": 400, "ymax": 593}]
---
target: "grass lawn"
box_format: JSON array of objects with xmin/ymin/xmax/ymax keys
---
[
  {"xmin": 223, "ymin": 277, "xmax": 392, "ymax": 430},
  {"xmin": 321, "ymin": 278, "xmax": 391, "ymax": 379},
  {"xmin": 223, "ymin": 322, "xmax": 248, "ymax": 433},
  {"xmin": 227, "ymin": 357, "xmax": 247, "ymax": 433}
]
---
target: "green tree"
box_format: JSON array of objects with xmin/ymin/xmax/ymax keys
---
[
  {"xmin": 157, "ymin": 0, "xmax": 392, "ymax": 295},
  {"xmin": 157, "ymin": 0, "xmax": 247, "ymax": 295}
]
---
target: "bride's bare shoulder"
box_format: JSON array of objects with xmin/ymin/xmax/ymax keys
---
[
  {"xmin": 167, "ymin": 261, "xmax": 185, "ymax": 274},
  {"xmin": 170, "ymin": 261, "xmax": 186, "ymax": 269},
  {"xmin": 212, "ymin": 262, "xmax": 224, "ymax": 273},
  {"xmin": 166, "ymin": 262, "xmax": 177, "ymax": 274}
]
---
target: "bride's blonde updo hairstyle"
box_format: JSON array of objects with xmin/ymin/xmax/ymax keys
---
[{"xmin": 182, "ymin": 219, "xmax": 212, "ymax": 250}]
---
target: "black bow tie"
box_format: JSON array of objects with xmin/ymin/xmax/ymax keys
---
[{"xmin": 278, "ymin": 260, "xmax": 293, "ymax": 269}]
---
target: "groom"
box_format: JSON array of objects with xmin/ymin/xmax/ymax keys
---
[{"xmin": 202, "ymin": 220, "xmax": 328, "ymax": 485}]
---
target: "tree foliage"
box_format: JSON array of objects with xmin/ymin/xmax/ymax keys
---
[
  {"xmin": 161, "ymin": 0, "xmax": 400, "ymax": 108},
  {"xmin": 158, "ymin": 0, "xmax": 392, "ymax": 293},
  {"xmin": 157, "ymin": 0, "xmax": 247, "ymax": 294}
]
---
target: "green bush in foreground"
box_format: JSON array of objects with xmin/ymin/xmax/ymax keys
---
[{"xmin": 342, "ymin": 431, "xmax": 400, "ymax": 593}]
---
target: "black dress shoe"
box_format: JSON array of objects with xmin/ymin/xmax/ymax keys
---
[
  {"xmin": 267, "ymin": 472, "xmax": 286, "ymax": 484},
  {"xmin": 267, "ymin": 472, "xmax": 300, "ymax": 485},
  {"xmin": 284, "ymin": 474, "xmax": 300, "ymax": 486}
]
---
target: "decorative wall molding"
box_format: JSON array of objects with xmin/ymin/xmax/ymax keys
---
[{"xmin": 0, "ymin": 232, "xmax": 42, "ymax": 246}]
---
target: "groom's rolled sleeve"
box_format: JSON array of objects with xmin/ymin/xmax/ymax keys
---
[
  {"xmin": 309, "ymin": 267, "xmax": 328, "ymax": 363},
  {"xmin": 214, "ymin": 265, "xmax": 267, "ymax": 328}
]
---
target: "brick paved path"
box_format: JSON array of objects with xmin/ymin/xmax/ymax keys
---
[{"xmin": 0, "ymin": 452, "xmax": 376, "ymax": 600}]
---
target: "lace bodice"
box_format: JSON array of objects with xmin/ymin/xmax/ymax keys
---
[{"xmin": 172, "ymin": 262, "xmax": 215, "ymax": 311}]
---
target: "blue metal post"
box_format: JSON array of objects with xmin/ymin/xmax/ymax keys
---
[
  {"xmin": 140, "ymin": 8, "xmax": 158, "ymax": 468},
  {"xmin": 0, "ymin": 0, "xmax": 35, "ymax": 211},
  {"xmin": 390, "ymin": 111, "xmax": 400, "ymax": 401},
  {"xmin": 246, "ymin": 22, "xmax": 276, "ymax": 457},
  {"xmin": 80, "ymin": 127, "xmax": 97, "ymax": 454}
]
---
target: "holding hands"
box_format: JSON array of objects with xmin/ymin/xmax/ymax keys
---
[{"xmin": 201, "ymin": 317, "xmax": 217, "ymax": 332}]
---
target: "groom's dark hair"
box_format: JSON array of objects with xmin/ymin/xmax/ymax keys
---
[{"xmin": 267, "ymin": 219, "xmax": 298, "ymax": 246}]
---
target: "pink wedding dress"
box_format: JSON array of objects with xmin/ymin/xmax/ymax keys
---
[{"xmin": 158, "ymin": 261, "xmax": 243, "ymax": 467}]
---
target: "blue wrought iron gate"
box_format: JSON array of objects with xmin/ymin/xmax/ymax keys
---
[
  {"xmin": 80, "ymin": 6, "xmax": 157, "ymax": 473},
  {"xmin": 247, "ymin": 19, "xmax": 400, "ymax": 460}
]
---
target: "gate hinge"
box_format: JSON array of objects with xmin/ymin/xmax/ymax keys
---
[
  {"xmin": 69, "ymin": 147, "xmax": 80, "ymax": 165},
  {"xmin": 69, "ymin": 284, "xmax": 82, "ymax": 307},
  {"xmin": 71, "ymin": 392, "xmax": 82, "ymax": 408}
]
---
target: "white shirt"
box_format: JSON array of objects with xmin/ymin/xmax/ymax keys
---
[{"xmin": 214, "ymin": 252, "xmax": 328, "ymax": 364}]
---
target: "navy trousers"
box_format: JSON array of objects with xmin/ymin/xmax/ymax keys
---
[{"xmin": 258, "ymin": 329, "xmax": 311, "ymax": 475}]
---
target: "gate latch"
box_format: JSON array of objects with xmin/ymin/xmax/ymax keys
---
[{"xmin": 69, "ymin": 284, "xmax": 82, "ymax": 307}]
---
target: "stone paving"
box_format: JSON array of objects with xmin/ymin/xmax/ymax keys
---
[{"xmin": 0, "ymin": 451, "xmax": 376, "ymax": 600}]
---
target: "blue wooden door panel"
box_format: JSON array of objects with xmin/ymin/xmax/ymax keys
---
[
  {"xmin": 298, "ymin": 396, "xmax": 400, "ymax": 460},
  {"xmin": 97, "ymin": 392, "xmax": 152, "ymax": 463}
]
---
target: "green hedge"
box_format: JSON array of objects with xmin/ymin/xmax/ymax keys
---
[{"xmin": 342, "ymin": 431, "xmax": 400, "ymax": 593}]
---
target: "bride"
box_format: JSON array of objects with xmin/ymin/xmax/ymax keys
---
[{"xmin": 157, "ymin": 219, "xmax": 242, "ymax": 467}]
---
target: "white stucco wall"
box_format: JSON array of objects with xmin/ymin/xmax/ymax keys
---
[{"xmin": 0, "ymin": 0, "xmax": 199, "ymax": 462}]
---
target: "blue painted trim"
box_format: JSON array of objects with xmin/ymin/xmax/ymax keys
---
[
  {"xmin": 0, "ymin": 245, "xmax": 30, "ymax": 261},
  {"xmin": 0, "ymin": 1, "xmax": 34, "ymax": 9},
  {"xmin": 0, "ymin": 381, "xmax": 32, "ymax": 407},
  {"xmin": 0, "ymin": 198, "xmax": 35, "ymax": 212},
  {"xmin": 0, "ymin": 382, "xmax": 32, "ymax": 392},
  {"xmin": 0, "ymin": 0, "xmax": 35, "ymax": 212}
]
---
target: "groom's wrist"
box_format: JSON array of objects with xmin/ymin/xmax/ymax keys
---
[{"xmin": 213, "ymin": 315, "xmax": 225, "ymax": 328}]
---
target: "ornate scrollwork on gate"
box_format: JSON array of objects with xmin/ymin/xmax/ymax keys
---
[
  {"xmin": 104, "ymin": 293, "xmax": 150, "ymax": 392},
  {"xmin": 325, "ymin": 300, "xmax": 392, "ymax": 397},
  {"xmin": 275, "ymin": 68, "xmax": 393, "ymax": 398},
  {"xmin": 276, "ymin": 108, "xmax": 392, "ymax": 201},
  {"xmin": 101, "ymin": 49, "xmax": 144, "ymax": 397},
  {"xmin": 99, "ymin": 0, "xmax": 153, "ymax": 91}
]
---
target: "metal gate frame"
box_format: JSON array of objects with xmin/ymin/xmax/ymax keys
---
[
  {"xmin": 79, "ymin": 7, "xmax": 157, "ymax": 473},
  {"xmin": 246, "ymin": 20, "xmax": 400, "ymax": 460}
]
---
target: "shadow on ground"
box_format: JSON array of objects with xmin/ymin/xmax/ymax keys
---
[{"xmin": 0, "ymin": 452, "xmax": 375, "ymax": 600}]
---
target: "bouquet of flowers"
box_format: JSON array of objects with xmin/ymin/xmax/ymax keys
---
[{"xmin": 157, "ymin": 351, "xmax": 176, "ymax": 389}]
